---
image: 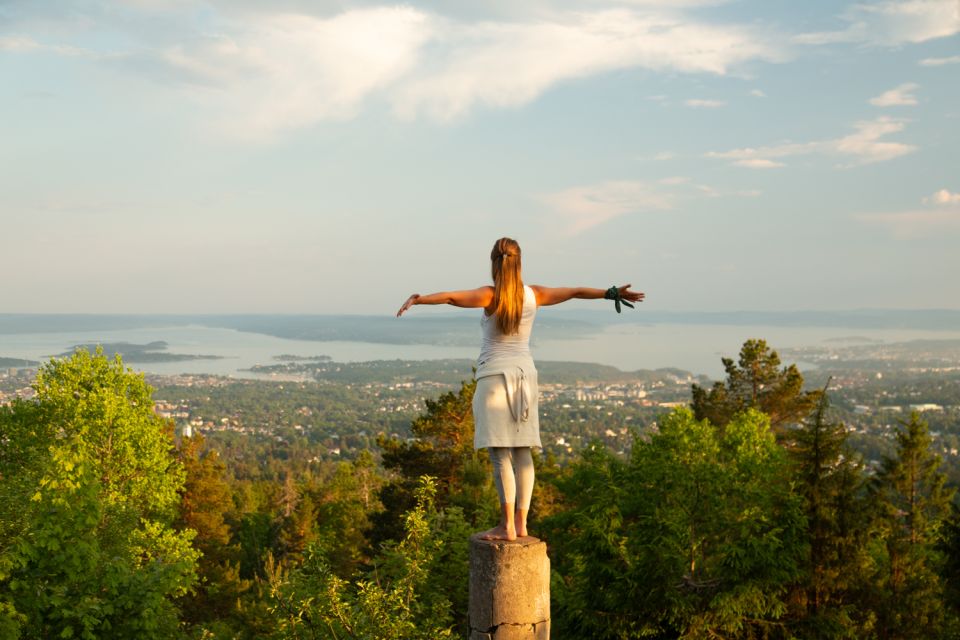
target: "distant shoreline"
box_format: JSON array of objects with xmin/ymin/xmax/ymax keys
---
[
  {"xmin": 1, "ymin": 309, "xmax": 959, "ymax": 340},
  {"xmin": 3, "ymin": 318, "xmax": 960, "ymax": 380}
]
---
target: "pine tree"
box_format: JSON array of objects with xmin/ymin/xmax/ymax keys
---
[
  {"xmin": 692, "ymin": 339, "xmax": 821, "ymax": 432},
  {"xmin": 373, "ymin": 378, "xmax": 496, "ymax": 545},
  {"xmin": 175, "ymin": 433, "xmax": 253, "ymax": 631},
  {"xmin": 786, "ymin": 386, "xmax": 872, "ymax": 638},
  {"xmin": 869, "ymin": 412, "xmax": 954, "ymax": 640}
]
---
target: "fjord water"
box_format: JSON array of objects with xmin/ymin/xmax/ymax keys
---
[{"xmin": 4, "ymin": 322, "xmax": 960, "ymax": 379}]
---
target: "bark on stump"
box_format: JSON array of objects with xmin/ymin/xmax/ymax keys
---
[{"xmin": 468, "ymin": 534, "xmax": 550, "ymax": 640}]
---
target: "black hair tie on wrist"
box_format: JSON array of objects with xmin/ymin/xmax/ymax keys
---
[{"xmin": 604, "ymin": 286, "xmax": 635, "ymax": 313}]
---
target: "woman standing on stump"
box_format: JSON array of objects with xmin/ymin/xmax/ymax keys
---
[{"xmin": 397, "ymin": 237, "xmax": 644, "ymax": 541}]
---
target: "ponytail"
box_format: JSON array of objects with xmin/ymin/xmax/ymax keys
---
[{"xmin": 490, "ymin": 238, "xmax": 523, "ymax": 335}]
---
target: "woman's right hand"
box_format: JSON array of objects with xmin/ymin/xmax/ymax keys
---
[{"xmin": 396, "ymin": 294, "xmax": 420, "ymax": 317}]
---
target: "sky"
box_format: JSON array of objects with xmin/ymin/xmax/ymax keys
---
[{"xmin": 1, "ymin": 0, "xmax": 958, "ymax": 315}]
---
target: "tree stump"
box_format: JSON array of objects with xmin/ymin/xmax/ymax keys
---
[{"xmin": 468, "ymin": 534, "xmax": 550, "ymax": 640}]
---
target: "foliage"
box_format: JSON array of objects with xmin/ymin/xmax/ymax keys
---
[
  {"xmin": 268, "ymin": 477, "xmax": 455, "ymax": 640},
  {"xmin": 175, "ymin": 433, "xmax": 254, "ymax": 635},
  {"xmin": 373, "ymin": 378, "xmax": 497, "ymax": 545},
  {"xmin": 692, "ymin": 339, "xmax": 821, "ymax": 432},
  {"xmin": 867, "ymin": 412, "xmax": 954, "ymax": 640},
  {"xmin": 544, "ymin": 408, "xmax": 806, "ymax": 639},
  {"xmin": 0, "ymin": 349, "xmax": 199, "ymax": 639},
  {"xmin": 784, "ymin": 387, "xmax": 873, "ymax": 638},
  {"xmin": 303, "ymin": 451, "xmax": 383, "ymax": 578},
  {"xmin": 6, "ymin": 339, "xmax": 960, "ymax": 638}
]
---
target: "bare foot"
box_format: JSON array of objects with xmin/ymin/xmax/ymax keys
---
[
  {"xmin": 515, "ymin": 510, "xmax": 529, "ymax": 537},
  {"xmin": 479, "ymin": 525, "xmax": 516, "ymax": 541}
]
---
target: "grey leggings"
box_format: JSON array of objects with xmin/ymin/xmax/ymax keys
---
[{"xmin": 489, "ymin": 447, "xmax": 534, "ymax": 510}]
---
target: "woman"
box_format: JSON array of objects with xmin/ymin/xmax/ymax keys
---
[{"xmin": 397, "ymin": 237, "xmax": 644, "ymax": 541}]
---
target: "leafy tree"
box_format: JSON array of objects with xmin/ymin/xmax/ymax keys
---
[
  {"xmin": 268, "ymin": 477, "xmax": 455, "ymax": 640},
  {"xmin": 309, "ymin": 451, "xmax": 383, "ymax": 578},
  {"xmin": 868, "ymin": 412, "xmax": 954, "ymax": 640},
  {"xmin": 545, "ymin": 408, "xmax": 805, "ymax": 639},
  {"xmin": 785, "ymin": 387, "xmax": 873, "ymax": 638},
  {"xmin": 373, "ymin": 378, "xmax": 496, "ymax": 545},
  {"xmin": 0, "ymin": 349, "xmax": 199, "ymax": 639},
  {"xmin": 692, "ymin": 339, "xmax": 821, "ymax": 432}
]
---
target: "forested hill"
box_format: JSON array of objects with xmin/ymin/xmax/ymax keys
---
[
  {"xmin": 2, "ymin": 339, "xmax": 960, "ymax": 639},
  {"xmin": 2, "ymin": 308, "xmax": 958, "ymax": 341}
]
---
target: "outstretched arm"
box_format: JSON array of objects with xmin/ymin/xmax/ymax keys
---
[
  {"xmin": 396, "ymin": 287, "xmax": 494, "ymax": 317},
  {"xmin": 531, "ymin": 284, "xmax": 645, "ymax": 307}
]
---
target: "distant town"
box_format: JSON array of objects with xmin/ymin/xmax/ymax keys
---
[{"xmin": 4, "ymin": 336, "xmax": 959, "ymax": 475}]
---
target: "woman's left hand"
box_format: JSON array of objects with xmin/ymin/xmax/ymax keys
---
[
  {"xmin": 396, "ymin": 294, "xmax": 420, "ymax": 317},
  {"xmin": 617, "ymin": 284, "xmax": 645, "ymax": 304}
]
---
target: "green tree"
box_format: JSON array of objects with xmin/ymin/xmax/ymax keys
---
[
  {"xmin": 545, "ymin": 408, "xmax": 806, "ymax": 639},
  {"xmin": 175, "ymin": 433, "xmax": 252, "ymax": 635},
  {"xmin": 0, "ymin": 349, "xmax": 199, "ymax": 639},
  {"xmin": 868, "ymin": 412, "xmax": 954, "ymax": 640},
  {"xmin": 692, "ymin": 339, "xmax": 821, "ymax": 432},
  {"xmin": 310, "ymin": 451, "xmax": 383, "ymax": 578},
  {"xmin": 373, "ymin": 378, "xmax": 496, "ymax": 545},
  {"xmin": 786, "ymin": 387, "xmax": 873, "ymax": 638},
  {"xmin": 269, "ymin": 477, "xmax": 454, "ymax": 640},
  {"xmin": 938, "ymin": 503, "xmax": 960, "ymax": 636}
]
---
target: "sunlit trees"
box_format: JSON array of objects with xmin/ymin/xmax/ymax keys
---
[
  {"xmin": 175, "ymin": 432, "xmax": 251, "ymax": 633},
  {"xmin": 868, "ymin": 412, "xmax": 954, "ymax": 640},
  {"xmin": 785, "ymin": 388, "xmax": 873, "ymax": 637},
  {"xmin": 0, "ymin": 349, "xmax": 198, "ymax": 639},
  {"xmin": 692, "ymin": 339, "xmax": 821, "ymax": 432},
  {"xmin": 546, "ymin": 408, "xmax": 805, "ymax": 639},
  {"xmin": 374, "ymin": 378, "xmax": 496, "ymax": 545},
  {"xmin": 269, "ymin": 477, "xmax": 455, "ymax": 640}
]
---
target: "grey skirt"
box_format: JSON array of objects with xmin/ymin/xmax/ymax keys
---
[{"xmin": 473, "ymin": 371, "xmax": 541, "ymax": 449}]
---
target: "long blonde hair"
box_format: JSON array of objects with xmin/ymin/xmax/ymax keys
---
[{"xmin": 490, "ymin": 237, "xmax": 524, "ymax": 335}]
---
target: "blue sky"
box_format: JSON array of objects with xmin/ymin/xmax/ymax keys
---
[{"xmin": 1, "ymin": 0, "xmax": 958, "ymax": 314}]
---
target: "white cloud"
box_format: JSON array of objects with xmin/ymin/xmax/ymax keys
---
[
  {"xmin": 857, "ymin": 188, "xmax": 960, "ymax": 236},
  {"xmin": 685, "ymin": 98, "xmax": 726, "ymax": 108},
  {"xmin": 390, "ymin": 10, "xmax": 782, "ymax": 121},
  {"xmin": 540, "ymin": 180, "xmax": 674, "ymax": 234},
  {"xmin": 734, "ymin": 158, "xmax": 784, "ymax": 168},
  {"xmin": 869, "ymin": 82, "xmax": 919, "ymax": 106},
  {"xmin": 3, "ymin": 4, "xmax": 786, "ymax": 138},
  {"xmin": 589, "ymin": 0, "xmax": 730, "ymax": 5},
  {"xmin": 0, "ymin": 33, "xmax": 96, "ymax": 57},
  {"xmin": 540, "ymin": 175, "xmax": 760, "ymax": 233},
  {"xmin": 919, "ymin": 55, "xmax": 960, "ymax": 65},
  {"xmin": 0, "ymin": 35, "xmax": 40, "ymax": 51},
  {"xmin": 832, "ymin": 117, "xmax": 917, "ymax": 163},
  {"xmin": 795, "ymin": 0, "xmax": 960, "ymax": 46},
  {"xmin": 924, "ymin": 189, "xmax": 960, "ymax": 204},
  {"xmin": 750, "ymin": 88, "xmax": 766, "ymax": 97},
  {"xmin": 707, "ymin": 116, "xmax": 916, "ymax": 167},
  {"xmin": 855, "ymin": 209, "xmax": 960, "ymax": 236},
  {"xmin": 163, "ymin": 8, "xmax": 432, "ymax": 140}
]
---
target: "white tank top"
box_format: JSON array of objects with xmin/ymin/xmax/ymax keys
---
[{"xmin": 477, "ymin": 285, "xmax": 537, "ymax": 366}]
